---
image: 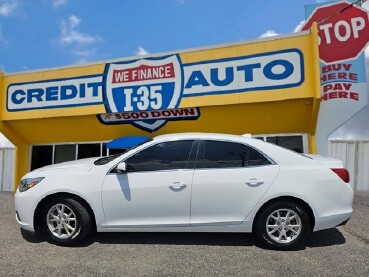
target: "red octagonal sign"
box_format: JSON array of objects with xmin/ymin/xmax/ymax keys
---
[{"xmin": 301, "ymin": 1, "xmax": 369, "ymax": 64}]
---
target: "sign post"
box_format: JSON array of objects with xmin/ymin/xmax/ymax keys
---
[{"xmin": 301, "ymin": 0, "xmax": 369, "ymax": 155}]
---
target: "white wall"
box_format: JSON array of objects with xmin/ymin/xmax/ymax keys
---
[
  {"xmin": 0, "ymin": 132, "xmax": 14, "ymax": 148},
  {"xmin": 329, "ymin": 140, "xmax": 369, "ymax": 191},
  {"xmin": 0, "ymin": 148, "xmax": 15, "ymax": 191}
]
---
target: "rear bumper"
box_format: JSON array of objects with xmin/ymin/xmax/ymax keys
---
[
  {"xmin": 313, "ymin": 211, "xmax": 352, "ymax": 231},
  {"xmin": 308, "ymin": 183, "xmax": 354, "ymax": 232},
  {"xmin": 336, "ymin": 218, "xmax": 350, "ymax": 227}
]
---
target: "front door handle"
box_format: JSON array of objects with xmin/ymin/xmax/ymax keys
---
[
  {"xmin": 169, "ymin": 182, "xmax": 187, "ymax": 189},
  {"xmin": 246, "ymin": 178, "xmax": 264, "ymax": 187}
]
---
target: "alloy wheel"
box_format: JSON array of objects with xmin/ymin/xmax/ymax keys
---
[
  {"xmin": 46, "ymin": 204, "xmax": 78, "ymax": 239},
  {"xmin": 265, "ymin": 209, "xmax": 302, "ymax": 243}
]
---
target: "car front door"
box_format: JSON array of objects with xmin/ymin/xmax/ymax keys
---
[
  {"xmin": 102, "ymin": 140, "xmax": 197, "ymax": 228},
  {"xmin": 190, "ymin": 140, "xmax": 279, "ymax": 226}
]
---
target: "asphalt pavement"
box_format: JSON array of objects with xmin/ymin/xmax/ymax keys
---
[{"xmin": 0, "ymin": 191, "xmax": 368, "ymax": 277}]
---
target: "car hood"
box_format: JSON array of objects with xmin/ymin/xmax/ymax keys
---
[{"xmin": 31, "ymin": 157, "xmax": 98, "ymax": 174}]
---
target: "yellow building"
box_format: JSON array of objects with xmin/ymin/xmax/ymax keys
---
[{"xmin": 0, "ymin": 27, "xmax": 321, "ymax": 191}]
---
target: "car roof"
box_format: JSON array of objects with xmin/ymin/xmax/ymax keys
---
[
  {"xmin": 153, "ymin": 132, "xmax": 251, "ymax": 142},
  {"xmin": 152, "ymin": 132, "xmax": 317, "ymax": 166}
]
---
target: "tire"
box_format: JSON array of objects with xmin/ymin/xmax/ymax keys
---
[
  {"xmin": 254, "ymin": 200, "xmax": 312, "ymax": 250},
  {"xmin": 42, "ymin": 197, "xmax": 92, "ymax": 246}
]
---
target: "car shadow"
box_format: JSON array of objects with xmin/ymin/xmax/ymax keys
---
[
  {"xmin": 21, "ymin": 227, "xmax": 346, "ymax": 250},
  {"xmin": 86, "ymin": 227, "xmax": 346, "ymax": 250},
  {"xmin": 20, "ymin": 228, "xmax": 45, "ymax": 243},
  {"xmin": 86, "ymin": 232, "xmax": 258, "ymax": 247},
  {"xmin": 306, "ymin": 228, "xmax": 346, "ymax": 248}
]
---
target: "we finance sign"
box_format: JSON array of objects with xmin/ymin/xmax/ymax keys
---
[{"xmin": 7, "ymin": 49, "xmax": 304, "ymax": 132}]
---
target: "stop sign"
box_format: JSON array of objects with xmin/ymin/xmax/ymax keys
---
[{"xmin": 301, "ymin": 1, "xmax": 369, "ymax": 64}]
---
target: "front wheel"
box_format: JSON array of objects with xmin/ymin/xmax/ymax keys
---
[
  {"xmin": 42, "ymin": 198, "xmax": 92, "ymax": 246},
  {"xmin": 254, "ymin": 200, "xmax": 312, "ymax": 250}
]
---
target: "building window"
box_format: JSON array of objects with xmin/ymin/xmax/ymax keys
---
[
  {"xmin": 102, "ymin": 143, "xmax": 108, "ymax": 156},
  {"xmin": 253, "ymin": 134, "xmax": 307, "ymax": 153},
  {"xmin": 266, "ymin": 136, "xmax": 304, "ymax": 153},
  {"xmin": 108, "ymin": 148, "xmax": 126, "ymax": 155},
  {"xmin": 31, "ymin": 142, "xmax": 110, "ymax": 170},
  {"xmin": 78, "ymin": 143, "xmax": 101, "ymax": 159},
  {"xmin": 31, "ymin": 145, "xmax": 53, "ymax": 171},
  {"xmin": 54, "ymin": 144, "xmax": 76, "ymax": 164}
]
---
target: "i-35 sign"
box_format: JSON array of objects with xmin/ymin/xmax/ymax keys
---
[{"xmin": 301, "ymin": 0, "xmax": 369, "ymax": 64}]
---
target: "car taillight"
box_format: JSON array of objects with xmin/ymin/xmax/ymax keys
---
[{"xmin": 331, "ymin": 168, "xmax": 350, "ymax": 183}]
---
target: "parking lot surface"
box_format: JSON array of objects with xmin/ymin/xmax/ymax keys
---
[{"xmin": 1, "ymin": 191, "xmax": 369, "ymax": 277}]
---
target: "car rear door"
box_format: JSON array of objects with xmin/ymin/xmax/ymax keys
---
[
  {"xmin": 102, "ymin": 140, "xmax": 198, "ymax": 228},
  {"xmin": 190, "ymin": 140, "xmax": 279, "ymax": 226}
]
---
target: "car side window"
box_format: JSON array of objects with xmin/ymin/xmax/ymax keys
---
[
  {"xmin": 248, "ymin": 146, "xmax": 271, "ymax": 166},
  {"xmin": 196, "ymin": 140, "xmax": 271, "ymax": 169},
  {"xmin": 125, "ymin": 140, "xmax": 195, "ymax": 172}
]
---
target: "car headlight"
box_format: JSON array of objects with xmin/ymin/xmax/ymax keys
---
[{"xmin": 18, "ymin": 177, "xmax": 44, "ymax": 192}]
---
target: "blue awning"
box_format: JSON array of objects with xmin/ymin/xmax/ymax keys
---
[{"xmin": 106, "ymin": 136, "xmax": 150, "ymax": 149}]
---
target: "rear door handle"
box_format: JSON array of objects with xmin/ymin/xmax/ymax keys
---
[
  {"xmin": 246, "ymin": 178, "xmax": 264, "ymax": 187},
  {"xmin": 169, "ymin": 182, "xmax": 187, "ymax": 189}
]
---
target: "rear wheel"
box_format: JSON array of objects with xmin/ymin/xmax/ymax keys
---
[
  {"xmin": 42, "ymin": 198, "xmax": 91, "ymax": 246},
  {"xmin": 254, "ymin": 200, "xmax": 312, "ymax": 250}
]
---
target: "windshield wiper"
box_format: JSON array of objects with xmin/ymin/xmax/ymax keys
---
[{"xmin": 94, "ymin": 154, "xmax": 122, "ymax": 165}]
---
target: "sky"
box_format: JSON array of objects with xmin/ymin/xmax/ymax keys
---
[
  {"xmin": 0, "ymin": 0, "xmax": 369, "ymax": 146},
  {"xmin": 0, "ymin": 0, "xmax": 345, "ymax": 73}
]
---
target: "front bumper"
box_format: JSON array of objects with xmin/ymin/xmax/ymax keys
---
[
  {"xmin": 14, "ymin": 189, "xmax": 37, "ymax": 232},
  {"xmin": 15, "ymin": 212, "xmax": 34, "ymax": 232}
]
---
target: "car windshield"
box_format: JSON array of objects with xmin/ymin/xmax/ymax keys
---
[{"xmin": 94, "ymin": 138, "xmax": 153, "ymax": 165}]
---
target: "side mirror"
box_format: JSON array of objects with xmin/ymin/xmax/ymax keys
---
[{"xmin": 115, "ymin": 162, "xmax": 127, "ymax": 173}]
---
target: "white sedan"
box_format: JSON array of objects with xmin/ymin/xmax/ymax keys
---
[{"xmin": 15, "ymin": 133, "xmax": 353, "ymax": 250}]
